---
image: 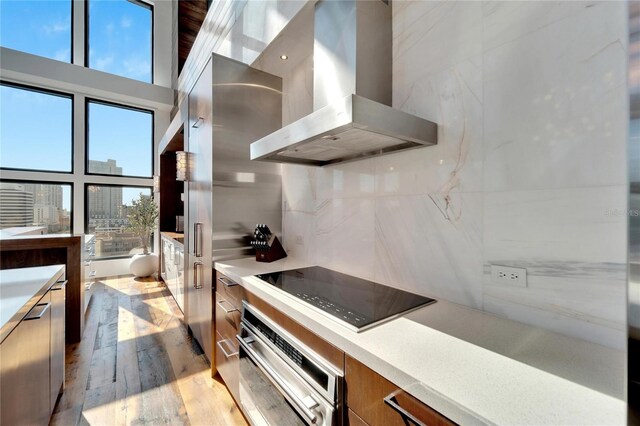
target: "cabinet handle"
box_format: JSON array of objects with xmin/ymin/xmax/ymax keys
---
[
  {"xmin": 24, "ymin": 303, "xmax": 51, "ymax": 321},
  {"xmin": 51, "ymin": 280, "xmax": 67, "ymax": 291},
  {"xmin": 217, "ymin": 299, "xmax": 239, "ymax": 314},
  {"xmin": 192, "ymin": 117, "xmax": 205, "ymax": 128},
  {"xmin": 216, "ymin": 339, "xmax": 238, "ymax": 359},
  {"xmin": 217, "ymin": 276, "xmax": 238, "ymax": 288},
  {"xmin": 193, "ymin": 261, "xmax": 203, "ymax": 289},
  {"xmin": 194, "ymin": 222, "xmax": 202, "ymax": 258},
  {"xmin": 384, "ymin": 390, "xmax": 426, "ymax": 426}
]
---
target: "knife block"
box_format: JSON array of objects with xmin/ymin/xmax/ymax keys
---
[{"xmin": 255, "ymin": 235, "xmax": 287, "ymax": 263}]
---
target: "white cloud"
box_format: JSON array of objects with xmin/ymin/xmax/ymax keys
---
[
  {"xmin": 123, "ymin": 56, "xmax": 151, "ymax": 79},
  {"xmin": 121, "ymin": 16, "xmax": 132, "ymax": 28},
  {"xmin": 54, "ymin": 48, "xmax": 70, "ymax": 62},
  {"xmin": 94, "ymin": 55, "xmax": 115, "ymax": 71},
  {"xmin": 43, "ymin": 19, "xmax": 70, "ymax": 34}
]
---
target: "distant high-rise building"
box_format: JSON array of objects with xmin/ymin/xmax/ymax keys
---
[
  {"xmin": 0, "ymin": 183, "xmax": 34, "ymax": 228},
  {"xmin": 23, "ymin": 183, "xmax": 63, "ymax": 210},
  {"xmin": 89, "ymin": 159, "xmax": 123, "ymax": 176},
  {"xmin": 87, "ymin": 159, "xmax": 124, "ymax": 220},
  {"xmin": 33, "ymin": 204, "xmax": 59, "ymax": 226}
]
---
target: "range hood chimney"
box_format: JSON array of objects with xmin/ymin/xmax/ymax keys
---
[{"xmin": 250, "ymin": 0, "xmax": 438, "ymax": 167}]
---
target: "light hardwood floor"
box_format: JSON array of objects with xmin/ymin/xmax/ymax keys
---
[{"xmin": 51, "ymin": 275, "xmax": 246, "ymax": 426}]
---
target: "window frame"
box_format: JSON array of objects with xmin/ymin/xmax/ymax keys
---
[
  {"xmin": 84, "ymin": 182, "xmax": 154, "ymax": 260},
  {"xmin": 85, "ymin": 97, "xmax": 155, "ymax": 179},
  {"xmin": 0, "ymin": 178, "xmax": 74, "ymax": 234},
  {"xmin": 84, "ymin": 0, "xmax": 154, "ymax": 84},
  {"xmin": 0, "ymin": 81, "xmax": 75, "ymax": 175}
]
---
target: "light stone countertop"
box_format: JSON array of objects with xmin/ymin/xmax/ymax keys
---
[
  {"xmin": 0, "ymin": 265, "xmax": 65, "ymax": 343},
  {"xmin": 214, "ymin": 257, "xmax": 627, "ymax": 425}
]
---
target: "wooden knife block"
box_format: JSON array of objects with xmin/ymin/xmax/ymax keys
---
[{"xmin": 256, "ymin": 235, "xmax": 287, "ymax": 263}]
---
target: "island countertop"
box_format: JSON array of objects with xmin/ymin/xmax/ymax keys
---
[
  {"xmin": 0, "ymin": 265, "xmax": 65, "ymax": 343},
  {"xmin": 214, "ymin": 256, "xmax": 627, "ymax": 425}
]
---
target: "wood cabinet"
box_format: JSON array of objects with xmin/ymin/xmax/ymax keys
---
[
  {"xmin": 1, "ymin": 295, "xmax": 51, "ymax": 426},
  {"xmin": 214, "ymin": 271, "xmax": 243, "ymax": 402},
  {"xmin": 49, "ymin": 279, "xmax": 66, "ymax": 410},
  {"xmin": 0, "ymin": 269, "xmax": 67, "ymax": 426},
  {"xmin": 345, "ymin": 355, "xmax": 455, "ymax": 426}
]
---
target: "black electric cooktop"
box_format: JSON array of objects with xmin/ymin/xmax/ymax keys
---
[{"xmin": 255, "ymin": 267, "xmax": 436, "ymax": 331}]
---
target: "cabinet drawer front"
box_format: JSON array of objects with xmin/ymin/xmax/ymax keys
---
[
  {"xmin": 215, "ymin": 330, "xmax": 239, "ymax": 401},
  {"xmin": 345, "ymin": 355, "xmax": 455, "ymax": 426},
  {"xmin": 215, "ymin": 291, "xmax": 241, "ymax": 344},
  {"xmin": 215, "ymin": 271, "xmax": 244, "ymax": 309},
  {"xmin": 348, "ymin": 409, "xmax": 368, "ymax": 426}
]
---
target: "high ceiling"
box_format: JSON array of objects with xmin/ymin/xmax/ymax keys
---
[{"xmin": 178, "ymin": 0, "xmax": 208, "ymax": 73}]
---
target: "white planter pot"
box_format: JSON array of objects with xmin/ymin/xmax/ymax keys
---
[{"xmin": 129, "ymin": 253, "xmax": 159, "ymax": 278}]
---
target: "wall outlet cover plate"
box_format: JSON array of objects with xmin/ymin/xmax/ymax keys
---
[{"xmin": 490, "ymin": 264, "xmax": 527, "ymax": 287}]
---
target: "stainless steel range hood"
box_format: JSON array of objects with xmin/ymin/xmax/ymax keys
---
[{"xmin": 250, "ymin": 0, "xmax": 438, "ymax": 167}]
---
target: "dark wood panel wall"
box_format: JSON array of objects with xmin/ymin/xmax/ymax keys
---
[
  {"xmin": 179, "ymin": 0, "xmax": 209, "ymax": 73},
  {"xmin": 0, "ymin": 236, "xmax": 83, "ymax": 343}
]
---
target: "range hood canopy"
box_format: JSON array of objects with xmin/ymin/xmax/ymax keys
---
[{"xmin": 250, "ymin": 0, "xmax": 438, "ymax": 167}]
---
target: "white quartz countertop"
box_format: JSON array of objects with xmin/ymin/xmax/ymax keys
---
[
  {"xmin": 0, "ymin": 265, "xmax": 65, "ymax": 343},
  {"xmin": 214, "ymin": 257, "xmax": 627, "ymax": 425}
]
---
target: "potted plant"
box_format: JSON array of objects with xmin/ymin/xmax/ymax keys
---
[{"xmin": 127, "ymin": 193, "xmax": 159, "ymax": 278}]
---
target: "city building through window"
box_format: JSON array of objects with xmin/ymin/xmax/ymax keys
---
[
  {"xmin": 0, "ymin": 181, "xmax": 72, "ymax": 237},
  {"xmin": 86, "ymin": 184, "xmax": 152, "ymax": 259},
  {"xmin": 86, "ymin": 99, "xmax": 153, "ymax": 178}
]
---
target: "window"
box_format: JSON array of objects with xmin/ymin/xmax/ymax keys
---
[
  {"xmin": 87, "ymin": 0, "xmax": 153, "ymax": 83},
  {"xmin": 0, "ymin": 0, "xmax": 72, "ymax": 62},
  {"xmin": 86, "ymin": 185, "xmax": 152, "ymax": 259},
  {"xmin": 86, "ymin": 99, "xmax": 153, "ymax": 178},
  {"xmin": 0, "ymin": 83, "xmax": 73, "ymax": 173},
  {"xmin": 0, "ymin": 180, "xmax": 72, "ymax": 236}
]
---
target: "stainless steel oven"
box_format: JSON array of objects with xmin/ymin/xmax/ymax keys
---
[{"xmin": 237, "ymin": 302, "xmax": 343, "ymax": 425}]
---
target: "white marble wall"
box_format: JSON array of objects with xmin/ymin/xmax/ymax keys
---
[{"xmin": 280, "ymin": 1, "xmax": 629, "ymax": 349}]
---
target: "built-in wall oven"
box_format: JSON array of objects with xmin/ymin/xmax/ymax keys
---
[{"xmin": 237, "ymin": 302, "xmax": 343, "ymax": 425}]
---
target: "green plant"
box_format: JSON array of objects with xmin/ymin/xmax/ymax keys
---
[{"xmin": 126, "ymin": 193, "xmax": 159, "ymax": 255}]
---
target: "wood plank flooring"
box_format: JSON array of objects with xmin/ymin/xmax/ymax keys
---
[{"xmin": 51, "ymin": 275, "xmax": 246, "ymax": 426}]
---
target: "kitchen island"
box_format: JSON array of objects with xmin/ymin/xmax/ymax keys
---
[
  {"xmin": 1, "ymin": 265, "xmax": 67, "ymax": 425},
  {"xmin": 215, "ymin": 257, "xmax": 626, "ymax": 425},
  {"xmin": 0, "ymin": 234, "xmax": 83, "ymax": 342}
]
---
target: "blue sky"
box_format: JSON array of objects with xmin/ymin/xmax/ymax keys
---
[
  {"xmin": 1, "ymin": 84, "xmax": 73, "ymax": 172},
  {"xmin": 0, "ymin": 0, "xmax": 152, "ymax": 82},
  {"xmin": 88, "ymin": 101, "xmax": 152, "ymax": 178}
]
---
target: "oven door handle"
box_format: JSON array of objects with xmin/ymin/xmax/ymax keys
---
[{"xmin": 237, "ymin": 333, "xmax": 320, "ymax": 424}]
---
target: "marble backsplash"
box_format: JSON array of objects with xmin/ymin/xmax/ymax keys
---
[{"xmin": 281, "ymin": 1, "xmax": 628, "ymax": 350}]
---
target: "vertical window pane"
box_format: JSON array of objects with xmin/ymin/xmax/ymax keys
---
[
  {"xmin": 0, "ymin": 84, "xmax": 72, "ymax": 172},
  {"xmin": 88, "ymin": 0, "xmax": 152, "ymax": 83},
  {"xmin": 0, "ymin": 181, "xmax": 72, "ymax": 236},
  {"xmin": 0, "ymin": 0, "xmax": 71, "ymax": 62},
  {"xmin": 86, "ymin": 185, "xmax": 152, "ymax": 259},
  {"xmin": 87, "ymin": 100, "xmax": 152, "ymax": 178}
]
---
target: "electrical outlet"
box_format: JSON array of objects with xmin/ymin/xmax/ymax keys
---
[
  {"xmin": 490, "ymin": 265, "xmax": 527, "ymax": 287},
  {"xmin": 295, "ymin": 234, "xmax": 304, "ymax": 245}
]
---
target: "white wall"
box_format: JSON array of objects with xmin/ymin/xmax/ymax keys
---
[{"xmin": 280, "ymin": 1, "xmax": 629, "ymax": 350}]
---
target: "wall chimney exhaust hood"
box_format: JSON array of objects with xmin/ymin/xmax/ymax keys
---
[{"xmin": 250, "ymin": 0, "xmax": 438, "ymax": 167}]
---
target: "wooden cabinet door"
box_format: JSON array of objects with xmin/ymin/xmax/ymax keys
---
[
  {"xmin": 346, "ymin": 355, "xmax": 455, "ymax": 426},
  {"xmin": 1, "ymin": 294, "xmax": 52, "ymax": 426},
  {"xmin": 50, "ymin": 280, "xmax": 66, "ymax": 412}
]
